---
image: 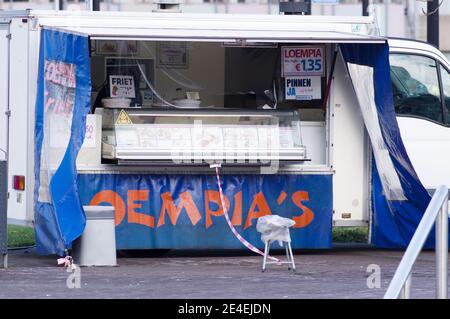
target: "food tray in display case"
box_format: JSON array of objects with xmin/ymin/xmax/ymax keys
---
[{"xmin": 100, "ymin": 108, "xmax": 308, "ymax": 165}]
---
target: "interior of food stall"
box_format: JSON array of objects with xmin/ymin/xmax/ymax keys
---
[{"xmin": 86, "ymin": 40, "xmax": 331, "ymax": 169}]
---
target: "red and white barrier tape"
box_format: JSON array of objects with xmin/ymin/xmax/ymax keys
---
[
  {"xmin": 57, "ymin": 255, "xmax": 76, "ymax": 270},
  {"xmin": 212, "ymin": 164, "xmax": 279, "ymax": 262}
]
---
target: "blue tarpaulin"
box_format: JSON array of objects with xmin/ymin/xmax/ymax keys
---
[
  {"xmin": 77, "ymin": 173, "xmax": 333, "ymax": 249},
  {"xmin": 340, "ymin": 43, "xmax": 440, "ymax": 248},
  {"xmin": 34, "ymin": 29, "xmax": 91, "ymax": 255}
]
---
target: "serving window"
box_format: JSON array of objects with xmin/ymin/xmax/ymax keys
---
[
  {"xmin": 90, "ymin": 40, "xmax": 327, "ymax": 112},
  {"xmin": 89, "ymin": 39, "xmax": 329, "ymax": 166}
]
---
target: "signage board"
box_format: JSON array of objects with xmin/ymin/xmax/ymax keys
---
[
  {"xmin": 109, "ymin": 75, "xmax": 136, "ymax": 98},
  {"xmin": 282, "ymin": 46, "xmax": 325, "ymax": 77},
  {"xmin": 285, "ymin": 76, "xmax": 322, "ymax": 100}
]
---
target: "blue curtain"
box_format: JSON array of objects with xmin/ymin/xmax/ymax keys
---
[
  {"xmin": 340, "ymin": 43, "xmax": 438, "ymax": 248},
  {"xmin": 34, "ymin": 29, "xmax": 91, "ymax": 255}
]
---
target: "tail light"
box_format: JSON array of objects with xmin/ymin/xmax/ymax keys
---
[{"xmin": 13, "ymin": 175, "xmax": 25, "ymax": 191}]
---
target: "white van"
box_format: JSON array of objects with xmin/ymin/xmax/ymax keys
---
[{"xmin": 389, "ymin": 38, "xmax": 450, "ymax": 194}]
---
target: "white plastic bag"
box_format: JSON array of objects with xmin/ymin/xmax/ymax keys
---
[{"xmin": 256, "ymin": 215, "xmax": 296, "ymax": 247}]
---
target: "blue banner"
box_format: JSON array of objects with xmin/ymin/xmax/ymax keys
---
[
  {"xmin": 34, "ymin": 29, "xmax": 91, "ymax": 255},
  {"xmin": 77, "ymin": 174, "xmax": 333, "ymax": 249},
  {"xmin": 340, "ymin": 43, "xmax": 438, "ymax": 248}
]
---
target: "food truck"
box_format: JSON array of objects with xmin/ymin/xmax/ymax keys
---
[{"xmin": 1, "ymin": 10, "xmax": 449, "ymax": 255}]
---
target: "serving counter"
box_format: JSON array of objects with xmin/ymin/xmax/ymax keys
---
[{"xmin": 99, "ymin": 108, "xmax": 307, "ymax": 165}]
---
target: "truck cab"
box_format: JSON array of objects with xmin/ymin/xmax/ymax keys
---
[{"xmin": 389, "ymin": 38, "xmax": 450, "ymax": 193}]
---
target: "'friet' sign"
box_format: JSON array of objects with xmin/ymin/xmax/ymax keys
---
[
  {"xmin": 109, "ymin": 75, "xmax": 136, "ymax": 98},
  {"xmin": 282, "ymin": 46, "xmax": 325, "ymax": 77}
]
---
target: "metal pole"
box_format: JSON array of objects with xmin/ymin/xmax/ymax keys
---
[
  {"xmin": 86, "ymin": 0, "xmax": 93, "ymax": 11},
  {"xmin": 435, "ymin": 192, "xmax": 448, "ymax": 299},
  {"xmin": 384, "ymin": 186, "xmax": 448, "ymax": 299},
  {"xmin": 400, "ymin": 273, "xmax": 412, "ymax": 299},
  {"xmin": 362, "ymin": 0, "xmax": 369, "ymax": 16},
  {"xmin": 384, "ymin": 0, "xmax": 389, "ymax": 36},
  {"xmin": 413, "ymin": 0, "xmax": 418, "ymax": 39},
  {"xmin": 427, "ymin": 0, "xmax": 439, "ymax": 48},
  {"xmin": 93, "ymin": 0, "xmax": 100, "ymax": 11}
]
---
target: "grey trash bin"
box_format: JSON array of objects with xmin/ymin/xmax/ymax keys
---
[{"xmin": 72, "ymin": 206, "xmax": 117, "ymax": 266}]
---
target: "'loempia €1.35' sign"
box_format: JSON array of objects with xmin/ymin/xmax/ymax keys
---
[{"xmin": 282, "ymin": 46, "xmax": 325, "ymax": 77}]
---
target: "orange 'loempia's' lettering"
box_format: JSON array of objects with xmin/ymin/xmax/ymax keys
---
[
  {"xmin": 291, "ymin": 191, "xmax": 314, "ymax": 228},
  {"xmin": 88, "ymin": 188, "xmax": 315, "ymax": 229},
  {"xmin": 89, "ymin": 190, "xmax": 126, "ymax": 226},
  {"xmin": 231, "ymin": 191, "xmax": 243, "ymax": 226},
  {"xmin": 157, "ymin": 191, "xmax": 202, "ymax": 227},
  {"xmin": 204, "ymin": 190, "xmax": 230, "ymax": 229},
  {"xmin": 128, "ymin": 190, "xmax": 154, "ymax": 228},
  {"xmin": 244, "ymin": 192, "xmax": 272, "ymax": 229}
]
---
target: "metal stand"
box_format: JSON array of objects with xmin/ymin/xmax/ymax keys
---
[{"xmin": 262, "ymin": 232, "xmax": 296, "ymax": 272}]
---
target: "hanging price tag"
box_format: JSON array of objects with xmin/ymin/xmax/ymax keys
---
[{"xmin": 282, "ymin": 46, "xmax": 325, "ymax": 77}]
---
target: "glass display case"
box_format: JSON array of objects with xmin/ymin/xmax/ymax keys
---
[{"xmin": 100, "ymin": 108, "xmax": 307, "ymax": 165}]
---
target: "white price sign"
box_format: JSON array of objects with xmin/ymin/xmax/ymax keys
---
[
  {"xmin": 82, "ymin": 115, "xmax": 97, "ymax": 148},
  {"xmin": 282, "ymin": 46, "xmax": 325, "ymax": 77},
  {"xmin": 109, "ymin": 75, "xmax": 136, "ymax": 98},
  {"xmin": 285, "ymin": 76, "xmax": 321, "ymax": 101}
]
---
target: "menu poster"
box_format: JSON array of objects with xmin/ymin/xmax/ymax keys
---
[
  {"xmin": 136, "ymin": 126, "xmax": 157, "ymax": 147},
  {"xmin": 192, "ymin": 126, "xmax": 224, "ymax": 149},
  {"xmin": 279, "ymin": 127, "xmax": 295, "ymax": 148},
  {"xmin": 236, "ymin": 127, "xmax": 258, "ymax": 149},
  {"xmin": 171, "ymin": 128, "xmax": 192, "ymax": 147},
  {"xmin": 157, "ymin": 42, "xmax": 189, "ymax": 69},
  {"xmin": 115, "ymin": 123, "xmax": 297, "ymax": 154},
  {"xmin": 258, "ymin": 126, "xmax": 278, "ymax": 149},
  {"xmin": 223, "ymin": 127, "xmax": 238, "ymax": 149},
  {"xmin": 156, "ymin": 127, "xmax": 174, "ymax": 147}
]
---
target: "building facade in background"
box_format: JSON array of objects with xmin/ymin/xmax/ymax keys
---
[{"xmin": 0, "ymin": 0, "xmax": 449, "ymax": 55}]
